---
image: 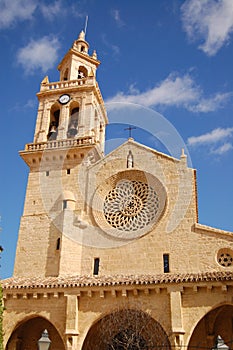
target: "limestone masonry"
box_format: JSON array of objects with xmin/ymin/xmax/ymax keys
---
[{"xmin": 2, "ymin": 31, "xmax": 233, "ymax": 350}]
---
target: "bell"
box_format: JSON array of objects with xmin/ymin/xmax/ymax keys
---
[
  {"xmin": 68, "ymin": 123, "xmax": 77, "ymax": 137},
  {"xmin": 49, "ymin": 125, "xmax": 57, "ymax": 133},
  {"xmin": 48, "ymin": 124, "xmax": 57, "ymax": 140}
]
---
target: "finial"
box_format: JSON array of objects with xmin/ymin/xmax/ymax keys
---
[
  {"xmin": 89, "ymin": 69, "xmax": 94, "ymax": 77},
  {"xmin": 78, "ymin": 30, "xmax": 85, "ymax": 40},
  {"xmin": 41, "ymin": 76, "xmax": 49, "ymax": 85},
  {"xmin": 92, "ymin": 50, "xmax": 97, "ymax": 60},
  {"xmin": 180, "ymin": 148, "xmax": 187, "ymax": 166},
  {"xmin": 181, "ymin": 148, "xmax": 186, "ymax": 158}
]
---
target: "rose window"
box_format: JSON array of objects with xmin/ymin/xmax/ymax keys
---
[
  {"xmin": 103, "ymin": 180, "xmax": 159, "ymax": 232},
  {"xmin": 217, "ymin": 251, "xmax": 233, "ymax": 267}
]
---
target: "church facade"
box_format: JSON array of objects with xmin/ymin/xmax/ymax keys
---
[{"xmin": 2, "ymin": 32, "xmax": 233, "ymax": 350}]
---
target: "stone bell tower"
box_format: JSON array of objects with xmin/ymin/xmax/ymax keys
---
[
  {"xmin": 34, "ymin": 30, "xmax": 106, "ymax": 148},
  {"xmin": 13, "ymin": 31, "xmax": 108, "ymax": 278}
]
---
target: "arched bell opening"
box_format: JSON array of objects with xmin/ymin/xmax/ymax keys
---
[
  {"xmin": 6, "ymin": 315, "xmax": 65, "ymax": 350},
  {"xmin": 81, "ymin": 308, "xmax": 171, "ymax": 350},
  {"xmin": 47, "ymin": 104, "xmax": 60, "ymax": 140},
  {"xmin": 78, "ymin": 65, "xmax": 88, "ymax": 79},
  {"xmin": 67, "ymin": 102, "xmax": 79, "ymax": 138},
  {"xmin": 188, "ymin": 304, "xmax": 233, "ymax": 350},
  {"xmin": 62, "ymin": 68, "xmax": 69, "ymax": 81}
]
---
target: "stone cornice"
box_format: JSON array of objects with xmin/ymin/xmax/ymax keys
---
[{"xmin": 194, "ymin": 223, "xmax": 233, "ymax": 237}]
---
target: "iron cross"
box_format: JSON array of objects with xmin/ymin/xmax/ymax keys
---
[{"xmin": 124, "ymin": 125, "xmax": 136, "ymax": 138}]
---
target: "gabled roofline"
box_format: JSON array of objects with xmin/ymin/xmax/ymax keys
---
[
  {"xmin": 89, "ymin": 138, "xmax": 193, "ymax": 170},
  {"xmin": 194, "ymin": 223, "xmax": 233, "ymax": 237}
]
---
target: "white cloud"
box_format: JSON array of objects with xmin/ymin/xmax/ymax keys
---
[
  {"xmin": 181, "ymin": 0, "xmax": 233, "ymax": 56},
  {"xmin": 107, "ymin": 74, "xmax": 199, "ymax": 107},
  {"xmin": 188, "ymin": 127, "xmax": 233, "ymax": 146},
  {"xmin": 106, "ymin": 73, "xmax": 231, "ymax": 112},
  {"xmin": 0, "ymin": 0, "xmax": 69, "ymax": 29},
  {"xmin": 111, "ymin": 9, "xmax": 125, "ymax": 27},
  {"xmin": 17, "ymin": 36, "xmax": 60, "ymax": 74},
  {"xmin": 212, "ymin": 142, "xmax": 233, "ymax": 154},
  {"xmin": 0, "ymin": 0, "xmax": 37, "ymax": 29},
  {"xmin": 102, "ymin": 34, "xmax": 120, "ymax": 57},
  {"xmin": 40, "ymin": 0, "xmax": 63, "ymax": 20},
  {"xmin": 24, "ymin": 98, "xmax": 36, "ymax": 108},
  {"xmin": 188, "ymin": 92, "xmax": 233, "ymax": 112}
]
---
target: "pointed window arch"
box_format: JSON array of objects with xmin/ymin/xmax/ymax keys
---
[{"xmin": 127, "ymin": 150, "xmax": 134, "ymax": 168}]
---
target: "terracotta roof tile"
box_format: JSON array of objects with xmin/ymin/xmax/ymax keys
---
[{"xmin": 1, "ymin": 271, "xmax": 233, "ymax": 290}]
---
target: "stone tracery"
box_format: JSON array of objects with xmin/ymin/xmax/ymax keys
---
[{"xmin": 103, "ymin": 180, "xmax": 159, "ymax": 232}]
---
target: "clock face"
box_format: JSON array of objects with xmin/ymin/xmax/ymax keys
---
[{"xmin": 58, "ymin": 94, "xmax": 70, "ymax": 105}]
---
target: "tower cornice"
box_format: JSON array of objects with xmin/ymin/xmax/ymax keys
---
[{"xmin": 58, "ymin": 48, "xmax": 100, "ymax": 71}]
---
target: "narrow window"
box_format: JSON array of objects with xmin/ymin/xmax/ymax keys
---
[
  {"xmin": 63, "ymin": 200, "xmax": 67, "ymax": 210},
  {"xmin": 93, "ymin": 258, "xmax": 100, "ymax": 275},
  {"xmin": 127, "ymin": 150, "xmax": 134, "ymax": 168},
  {"xmin": 163, "ymin": 254, "xmax": 170, "ymax": 273},
  {"xmin": 46, "ymin": 171, "xmax": 49, "ymax": 176},
  {"xmin": 67, "ymin": 169, "xmax": 71, "ymax": 175},
  {"xmin": 56, "ymin": 238, "xmax": 60, "ymax": 250}
]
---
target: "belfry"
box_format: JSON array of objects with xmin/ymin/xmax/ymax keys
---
[{"xmin": 2, "ymin": 32, "xmax": 233, "ymax": 350}]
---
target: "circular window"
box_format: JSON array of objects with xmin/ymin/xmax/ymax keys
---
[
  {"xmin": 103, "ymin": 180, "xmax": 159, "ymax": 232},
  {"xmin": 217, "ymin": 249, "xmax": 233, "ymax": 267},
  {"xmin": 92, "ymin": 170, "xmax": 167, "ymax": 240}
]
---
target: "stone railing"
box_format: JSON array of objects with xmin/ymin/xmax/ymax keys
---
[
  {"xmin": 25, "ymin": 136, "xmax": 96, "ymax": 151},
  {"xmin": 40, "ymin": 77, "xmax": 95, "ymax": 91}
]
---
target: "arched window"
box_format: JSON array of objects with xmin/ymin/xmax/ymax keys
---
[
  {"xmin": 47, "ymin": 106, "xmax": 60, "ymax": 140},
  {"xmin": 127, "ymin": 150, "xmax": 134, "ymax": 168},
  {"xmin": 77, "ymin": 65, "xmax": 88, "ymax": 79}
]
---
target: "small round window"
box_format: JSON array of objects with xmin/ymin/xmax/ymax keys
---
[{"xmin": 217, "ymin": 249, "xmax": 233, "ymax": 267}]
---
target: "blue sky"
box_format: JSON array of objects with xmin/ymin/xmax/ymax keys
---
[{"xmin": 1, "ymin": 0, "xmax": 233, "ymax": 279}]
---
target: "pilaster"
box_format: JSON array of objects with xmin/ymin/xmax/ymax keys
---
[
  {"xmin": 168, "ymin": 287, "xmax": 185, "ymax": 350},
  {"xmin": 65, "ymin": 294, "xmax": 79, "ymax": 350}
]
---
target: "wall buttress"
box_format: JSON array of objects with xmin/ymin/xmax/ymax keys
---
[{"xmin": 169, "ymin": 289, "xmax": 185, "ymax": 349}]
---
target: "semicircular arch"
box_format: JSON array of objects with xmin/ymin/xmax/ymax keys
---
[
  {"xmin": 81, "ymin": 308, "xmax": 171, "ymax": 350},
  {"xmin": 6, "ymin": 315, "xmax": 65, "ymax": 350},
  {"xmin": 188, "ymin": 303, "xmax": 233, "ymax": 350}
]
